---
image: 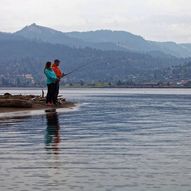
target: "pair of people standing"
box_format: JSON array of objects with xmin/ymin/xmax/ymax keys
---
[{"xmin": 44, "ymin": 59, "xmax": 64, "ymax": 106}]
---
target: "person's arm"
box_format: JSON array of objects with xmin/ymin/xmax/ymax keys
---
[{"xmin": 58, "ymin": 69, "xmax": 65, "ymax": 78}]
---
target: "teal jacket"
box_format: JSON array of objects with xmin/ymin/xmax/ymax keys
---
[{"xmin": 44, "ymin": 68, "xmax": 58, "ymax": 84}]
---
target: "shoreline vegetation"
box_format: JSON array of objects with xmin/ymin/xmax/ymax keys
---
[
  {"xmin": 61, "ymin": 84, "xmax": 191, "ymax": 88},
  {"xmin": 62, "ymin": 80, "xmax": 191, "ymax": 88},
  {"xmin": 1, "ymin": 80, "xmax": 191, "ymax": 89},
  {"xmin": 0, "ymin": 93, "xmax": 75, "ymax": 113},
  {"xmin": 0, "ymin": 85, "xmax": 191, "ymax": 89}
]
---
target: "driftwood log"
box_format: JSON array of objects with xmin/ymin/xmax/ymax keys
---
[{"xmin": 0, "ymin": 99, "xmax": 32, "ymax": 108}]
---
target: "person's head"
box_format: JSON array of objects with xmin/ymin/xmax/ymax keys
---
[
  {"xmin": 54, "ymin": 59, "xmax": 60, "ymax": 66},
  {"xmin": 45, "ymin": 61, "xmax": 52, "ymax": 69}
]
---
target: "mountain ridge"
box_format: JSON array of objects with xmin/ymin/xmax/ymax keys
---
[
  {"xmin": 0, "ymin": 23, "xmax": 190, "ymax": 86},
  {"xmin": 12, "ymin": 23, "xmax": 191, "ymax": 58}
]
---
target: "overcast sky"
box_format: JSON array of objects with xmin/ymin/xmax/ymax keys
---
[{"xmin": 1, "ymin": 0, "xmax": 191, "ymax": 43}]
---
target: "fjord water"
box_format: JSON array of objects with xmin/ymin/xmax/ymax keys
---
[{"xmin": 0, "ymin": 88, "xmax": 191, "ymax": 191}]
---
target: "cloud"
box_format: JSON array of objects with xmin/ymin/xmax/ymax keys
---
[{"xmin": 0, "ymin": 0, "xmax": 191, "ymax": 42}]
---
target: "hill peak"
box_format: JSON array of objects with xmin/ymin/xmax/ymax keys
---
[
  {"xmin": 17, "ymin": 23, "xmax": 49, "ymax": 32},
  {"xmin": 28, "ymin": 23, "xmax": 38, "ymax": 27},
  {"xmin": 14, "ymin": 23, "xmax": 65, "ymax": 40}
]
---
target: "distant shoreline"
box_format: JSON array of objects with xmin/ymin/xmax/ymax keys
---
[{"xmin": 0, "ymin": 86, "xmax": 191, "ymax": 89}]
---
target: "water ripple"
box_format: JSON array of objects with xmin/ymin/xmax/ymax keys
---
[{"xmin": 1, "ymin": 89, "xmax": 191, "ymax": 191}]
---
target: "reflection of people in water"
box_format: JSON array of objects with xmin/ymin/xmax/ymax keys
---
[{"xmin": 45, "ymin": 111, "xmax": 60, "ymax": 155}]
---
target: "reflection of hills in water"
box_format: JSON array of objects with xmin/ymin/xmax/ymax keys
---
[{"xmin": 45, "ymin": 111, "xmax": 60, "ymax": 154}]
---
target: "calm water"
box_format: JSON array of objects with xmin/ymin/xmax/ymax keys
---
[{"xmin": 0, "ymin": 88, "xmax": 191, "ymax": 191}]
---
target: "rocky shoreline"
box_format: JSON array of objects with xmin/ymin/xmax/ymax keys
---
[{"xmin": 0, "ymin": 93, "xmax": 75, "ymax": 113}]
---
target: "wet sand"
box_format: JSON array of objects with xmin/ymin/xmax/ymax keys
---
[{"xmin": 0, "ymin": 102, "xmax": 75, "ymax": 113}]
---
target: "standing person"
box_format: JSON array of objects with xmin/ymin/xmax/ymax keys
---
[
  {"xmin": 52, "ymin": 59, "xmax": 64, "ymax": 104},
  {"xmin": 44, "ymin": 61, "xmax": 58, "ymax": 106}
]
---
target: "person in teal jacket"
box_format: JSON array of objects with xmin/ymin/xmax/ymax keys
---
[{"xmin": 44, "ymin": 61, "xmax": 58, "ymax": 105}]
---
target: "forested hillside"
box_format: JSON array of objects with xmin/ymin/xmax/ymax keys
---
[{"xmin": 0, "ymin": 24, "xmax": 191, "ymax": 87}]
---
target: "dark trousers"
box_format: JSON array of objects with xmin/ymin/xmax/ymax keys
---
[
  {"xmin": 46, "ymin": 83, "xmax": 56, "ymax": 104},
  {"xmin": 54, "ymin": 80, "xmax": 60, "ymax": 103}
]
